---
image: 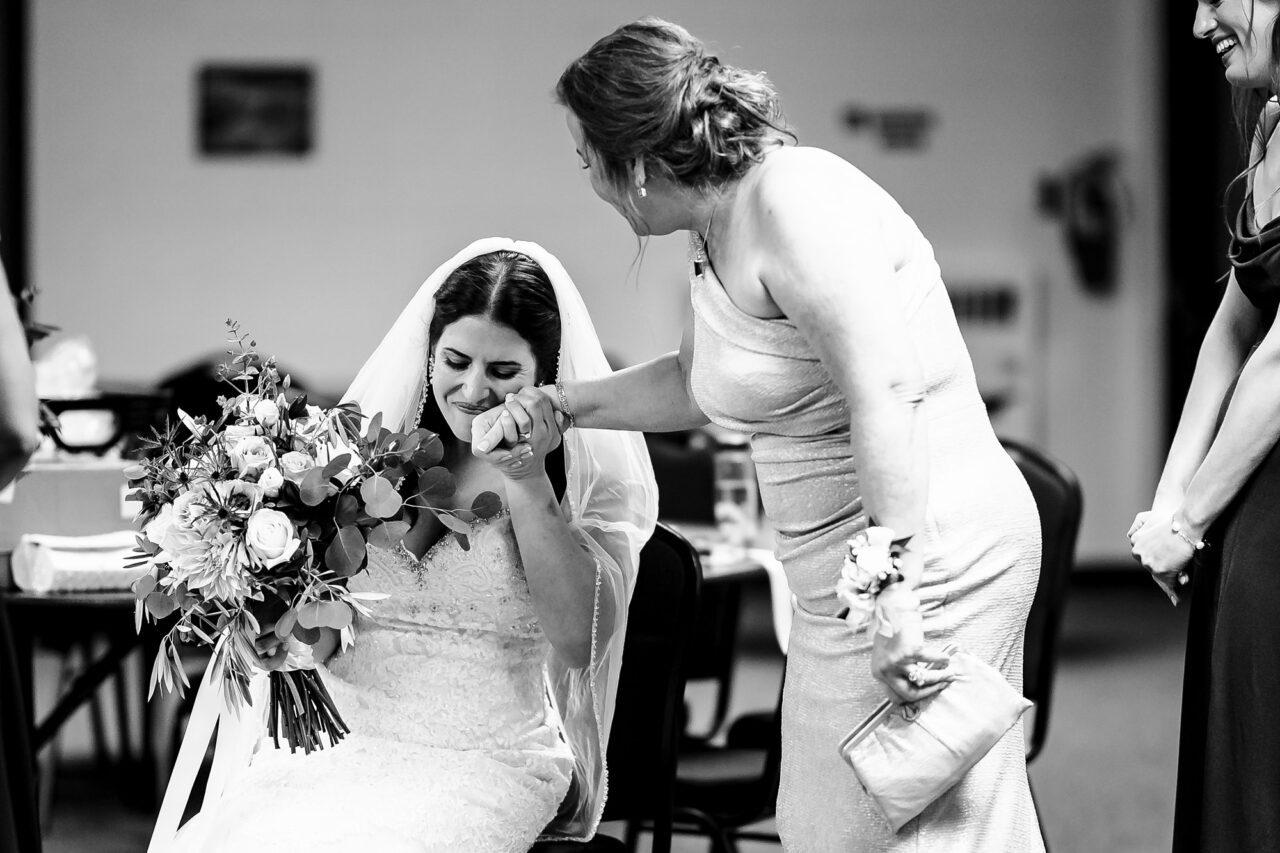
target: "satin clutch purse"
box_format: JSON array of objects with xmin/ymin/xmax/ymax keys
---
[{"xmin": 837, "ymin": 644, "xmax": 1031, "ymax": 832}]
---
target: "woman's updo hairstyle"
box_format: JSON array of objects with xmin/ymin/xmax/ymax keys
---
[
  {"xmin": 427, "ymin": 250, "xmax": 561, "ymax": 387},
  {"xmin": 556, "ymin": 17, "xmax": 793, "ymax": 194}
]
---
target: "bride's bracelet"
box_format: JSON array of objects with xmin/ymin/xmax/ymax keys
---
[{"xmin": 554, "ymin": 379, "xmax": 576, "ymax": 430}]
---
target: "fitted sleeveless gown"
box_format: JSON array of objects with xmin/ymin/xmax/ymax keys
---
[
  {"xmin": 687, "ymin": 177, "xmax": 1045, "ymax": 850},
  {"xmin": 1172, "ymin": 191, "xmax": 1280, "ymax": 852},
  {"xmin": 187, "ymin": 512, "xmax": 573, "ymax": 852}
]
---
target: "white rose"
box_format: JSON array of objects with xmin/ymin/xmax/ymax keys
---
[
  {"xmin": 279, "ymin": 451, "xmax": 316, "ymax": 484},
  {"xmin": 258, "ymin": 466, "xmax": 284, "ymax": 497},
  {"xmin": 245, "ymin": 509, "xmax": 301, "ymax": 569},
  {"xmin": 853, "ymin": 547, "xmax": 893, "ymax": 576},
  {"xmin": 229, "ymin": 436, "xmax": 276, "ymax": 478},
  {"xmin": 142, "ymin": 503, "xmax": 175, "ymax": 546},
  {"xmin": 222, "ymin": 423, "xmax": 262, "ymax": 442},
  {"xmin": 253, "ymin": 399, "xmax": 281, "ymax": 429}
]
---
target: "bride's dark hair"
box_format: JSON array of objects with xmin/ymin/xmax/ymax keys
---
[{"xmin": 421, "ymin": 250, "xmax": 566, "ymax": 496}]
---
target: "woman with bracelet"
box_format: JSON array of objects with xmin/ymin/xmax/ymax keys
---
[
  {"xmin": 1130, "ymin": 4, "xmax": 1280, "ymax": 849},
  {"xmin": 477, "ymin": 19, "xmax": 1043, "ymax": 850}
]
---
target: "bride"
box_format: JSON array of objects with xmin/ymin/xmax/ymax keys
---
[{"xmin": 147, "ymin": 238, "xmax": 658, "ymax": 852}]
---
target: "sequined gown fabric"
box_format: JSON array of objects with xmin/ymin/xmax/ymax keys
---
[
  {"xmin": 196, "ymin": 514, "xmax": 573, "ymax": 853},
  {"xmin": 688, "ymin": 184, "xmax": 1044, "ymax": 849}
]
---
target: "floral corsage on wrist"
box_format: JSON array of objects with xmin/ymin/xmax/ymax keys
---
[{"xmin": 835, "ymin": 525, "xmax": 918, "ymax": 637}]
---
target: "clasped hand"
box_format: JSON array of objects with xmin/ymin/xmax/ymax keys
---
[
  {"xmin": 470, "ymin": 387, "xmax": 564, "ymax": 480},
  {"xmin": 1127, "ymin": 510, "xmax": 1194, "ymax": 597}
]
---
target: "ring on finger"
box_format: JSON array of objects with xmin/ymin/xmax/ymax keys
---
[
  {"xmin": 906, "ymin": 662, "xmax": 928, "ymax": 687},
  {"xmin": 517, "ymin": 431, "xmax": 531, "ymax": 441}
]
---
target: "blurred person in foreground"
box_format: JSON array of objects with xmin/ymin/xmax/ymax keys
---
[
  {"xmin": 1131, "ymin": 2, "xmax": 1280, "ymax": 850},
  {"xmin": 0, "ymin": 253, "xmax": 42, "ymax": 853}
]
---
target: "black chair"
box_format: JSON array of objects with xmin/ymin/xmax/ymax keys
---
[
  {"xmin": 1000, "ymin": 438, "xmax": 1083, "ymax": 764},
  {"xmin": 665, "ymin": 673, "xmax": 784, "ymax": 853},
  {"xmin": 1001, "ymin": 438, "xmax": 1083, "ymax": 853},
  {"xmin": 533, "ymin": 521, "xmax": 702, "ymax": 853}
]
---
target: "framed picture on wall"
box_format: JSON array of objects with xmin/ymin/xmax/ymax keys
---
[{"xmin": 197, "ymin": 64, "xmax": 314, "ymax": 157}]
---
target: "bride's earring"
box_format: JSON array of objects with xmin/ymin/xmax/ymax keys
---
[{"xmin": 636, "ymin": 185, "xmax": 648, "ymax": 199}]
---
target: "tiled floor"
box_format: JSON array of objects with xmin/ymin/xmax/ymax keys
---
[{"xmin": 36, "ymin": 571, "xmax": 1185, "ymax": 853}]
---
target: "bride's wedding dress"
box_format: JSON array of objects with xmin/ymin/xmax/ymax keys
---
[
  {"xmin": 150, "ymin": 238, "xmax": 658, "ymax": 853},
  {"xmin": 190, "ymin": 512, "xmax": 574, "ymax": 852}
]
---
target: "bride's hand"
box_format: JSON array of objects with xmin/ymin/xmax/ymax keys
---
[
  {"xmin": 471, "ymin": 388, "xmax": 562, "ymax": 480},
  {"xmin": 473, "ymin": 386, "xmax": 563, "ymax": 454}
]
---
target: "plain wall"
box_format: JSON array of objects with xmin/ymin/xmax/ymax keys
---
[{"xmin": 31, "ymin": 0, "xmax": 1165, "ymax": 565}]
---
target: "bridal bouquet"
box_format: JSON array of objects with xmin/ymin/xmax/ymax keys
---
[{"xmin": 126, "ymin": 321, "xmax": 501, "ymax": 753}]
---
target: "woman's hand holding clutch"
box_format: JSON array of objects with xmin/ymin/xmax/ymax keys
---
[{"xmin": 870, "ymin": 584, "xmax": 955, "ymax": 704}]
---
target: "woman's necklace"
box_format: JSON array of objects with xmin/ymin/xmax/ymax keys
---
[
  {"xmin": 1253, "ymin": 175, "xmax": 1280, "ymax": 229},
  {"xmin": 698, "ymin": 194, "xmax": 722, "ymax": 273}
]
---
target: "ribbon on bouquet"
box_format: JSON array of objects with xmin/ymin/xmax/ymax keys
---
[{"xmin": 148, "ymin": 661, "xmax": 269, "ymax": 853}]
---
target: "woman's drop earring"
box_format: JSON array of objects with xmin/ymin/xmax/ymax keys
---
[{"xmin": 637, "ymin": 185, "xmax": 648, "ymax": 199}]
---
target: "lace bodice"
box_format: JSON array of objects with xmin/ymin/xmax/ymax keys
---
[{"xmin": 324, "ymin": 512, "xmax": 564, "ymax": 752}]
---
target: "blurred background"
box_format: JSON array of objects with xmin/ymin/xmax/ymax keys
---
[{"xmin": 0, "ymin": 1, "xmax": 1244, "ymax": 851}]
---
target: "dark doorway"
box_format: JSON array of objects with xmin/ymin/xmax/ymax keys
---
[
  {"xmin": 0, "ymin": 0, "xmax": 29, "ymax": 309},
  {"xmin": 1163, "ymin": 9, "xmax": 1244, "ymax": 442}
]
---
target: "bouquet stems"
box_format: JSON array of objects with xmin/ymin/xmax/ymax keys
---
[{"xmin": 267, "ymin": 669, "xmax": 350, "ymax": 754}]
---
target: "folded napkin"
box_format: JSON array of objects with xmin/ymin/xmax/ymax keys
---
[{"xmin": 12, "ymin": 530, "xmax": 143, "ymax": 593}]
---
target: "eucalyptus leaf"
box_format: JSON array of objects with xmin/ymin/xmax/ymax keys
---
[
  {"xmin": 470, "ymin": 491, "xmax": 503, "ymax": 519},
  {"xmin": 360, "ymin": 476, "xmax": 403, "ymax": 518},
  {"xmin": 324, "ymin": 526, "xmax": 367, "ymax": 577},
  {"xmin": 291, "ymin": 624, "xmax": 322, "ymax": 645},
  {"xmin": 365, "ymin": 412, "xmax": 384, "ymax": 444},
  {"xmin": 413, "ymin": 433, "xmax": 444, "ymax": 468},
  {"xmin": 132, "ymin": 573, "xmax": 156, "ymax": 599},
  {"xmin": 454, "ymin": 532, "xmax": 471, "ymax": 551},
  {"xmin": 366, "ymin": 520, "xmax": 411, "ymax": 550},
  {"xmin": 415, "ymin": 467, "xmax": 455, "ymax": 499},
  {"xmin": 296, "ymin": 601, "xmax": 322, "ymax": 630},
  {"xmin": 273, "ymin": 608, "xmax": 299, "ymax": 639},
  {"xmin": 299, "ymin": 467, "xmax": 332, "ymax": 506},
  {"xmin": 379, "ymin": 432, "xmax": 407, "ymax": 454},
  {"xmin": 436, "ymin": 512, "xmax": 474, "ymax": 535},
  {"xmin": 144, "ymin": 592, "xmax": 177, "ymax": 619},
  {"xmin": 335, "ymin": 494, "xmax": 360, "ymax": 526},
  {"xmin": 317, "ymin": 601, "xmax": 352, "ymax": 630},
  {"xmin": 320, "ymin": 454, "xmax": 352, "ymax": 482}
]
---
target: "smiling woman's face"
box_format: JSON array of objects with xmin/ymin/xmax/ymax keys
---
[
  {"xmin": 430, "ymin": 315, "xmax": 538, "ymax": 443},
  {"xmin": 1196, "ymin": 0, "xmax": 1280, "ymax": 89}
]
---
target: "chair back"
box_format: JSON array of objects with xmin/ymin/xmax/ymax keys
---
[
  {"xmin": 601, "ymin": 521, "xmax": 702, "ymax": 853},
  {"xmin": 1001, "ymin": 438, "xmax": 1083, "ymax": 763}
]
